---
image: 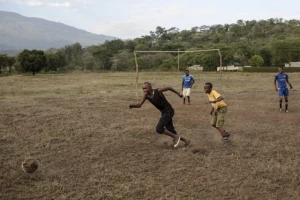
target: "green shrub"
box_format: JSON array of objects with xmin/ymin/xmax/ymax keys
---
[{"xmin": 243, "ymin": 67, "xmax": 300, "ymax": 72}]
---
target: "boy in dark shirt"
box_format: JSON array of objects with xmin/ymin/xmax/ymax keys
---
[{"xmin": 129, "ymin": 82, "xmax": 191, "ymax": 148}]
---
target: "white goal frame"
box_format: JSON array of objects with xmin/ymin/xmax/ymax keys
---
[{"xmin": 133, "ymin": 49, "xmax": 223, "ymax": 101}]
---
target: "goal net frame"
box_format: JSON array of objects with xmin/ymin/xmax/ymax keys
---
[{"xmin": 133, "ymin": 49, "xmax": 223, "ymax": 101}]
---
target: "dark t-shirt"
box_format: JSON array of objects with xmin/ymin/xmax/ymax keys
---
[{"xmin": 146, "ymin": 89, "xmax": 173, "ymax": 113}]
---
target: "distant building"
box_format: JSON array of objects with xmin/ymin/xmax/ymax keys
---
[
  {"xmin": 217, "ymin": 65, "xmax": 243, "ymax": 72},
  {"xmin": 187, "ymin": 65, "xmax": 203, "ymax": 71},
  {"xmin": 285, "ymin": 62, "xmax": 300, "ymax": 67}
]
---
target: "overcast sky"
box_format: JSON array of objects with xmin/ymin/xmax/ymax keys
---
[{"xmin": 1, "ymin": 0, "xmax": 300, "ymax": 39}]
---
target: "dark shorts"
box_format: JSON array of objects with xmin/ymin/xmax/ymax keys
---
[{"xmin": 156, "ymin": 110, "xmax": 177, "ymax": 134}]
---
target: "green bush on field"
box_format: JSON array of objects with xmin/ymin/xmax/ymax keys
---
[{"xmin": 243, "ymin": 67, "xmax": 300, "ymax": 73}]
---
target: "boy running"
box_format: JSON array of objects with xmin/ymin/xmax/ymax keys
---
[
  {"xmin": 204, "ymin": 82, "xmax": 230, "ymax": 142},
  {"xmin": 129, "ymin": 82, "xmax": 191, "ymax": 148}
]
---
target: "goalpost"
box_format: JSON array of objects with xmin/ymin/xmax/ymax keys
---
[{"xmin": 133, "ymin": 49, "xmax": 223, "ymax": 101}]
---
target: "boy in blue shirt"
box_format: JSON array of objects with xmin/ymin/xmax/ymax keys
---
[
  {"xmin": 274, "ymin": 67, "xmax": 292, "ymax": 112},
  {"xmin": 182, "ymin": 70, "xmax": 195, "ymax": 104}
]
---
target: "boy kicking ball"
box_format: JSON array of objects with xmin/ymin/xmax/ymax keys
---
[
  {"xmin": 204, "ymin": 82, "xmax": 231, "ymax": 144},
  {"xmin": 129, "ymin": 82, "xmax": 191, "ymax": 148}
]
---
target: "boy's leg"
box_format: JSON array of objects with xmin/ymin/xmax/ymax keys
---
[
  {"xmin": 214, "ymin": 127, "xmax": 230, "ymax": 138},
  {"xmin": 284, "ymin": 88, "xmax": 289, "ymax": 112},
  {"xmin": 278, "ymin": 89, "xmax": 284, "ymax": 112},
  {"xmin": 165, "ymin": 118, "xmax": 191, "ymax": 146},
  {"xmin": 162, "ymin": 129, "xmax": 181, "ymax": 147},
  {"xmin": 181, "ymin": 136, "xmax": 191, "ymax": 148},
  {"xmin": 285, "ymin": 96, "xmax": 289, "ymax": 112},
  {"xmin": 211, "ymin": 113, "xmax": 228, "ymax": 138},
  {"xmin": 212, "ymin": 125, "xmax": 229, "ymax": 138},
  {"xmin": 279, "ymin": 97, "xmax": 283, "ymax": 112},
  {"xmin": 187, "ymin": 88, "xmax": 191, "ymax": 104},
  {"xmin": 156, "ymin": 113, "xmax": 181, "ymax": 147},
  {"xmin": 182, "ymin": 89, "xmax": 187, "ymax": 104},
  {"xmin": 213, "ymin": 107, "xmax": 230, "ymax": 139}
]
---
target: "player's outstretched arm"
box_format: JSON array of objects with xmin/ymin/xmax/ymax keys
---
[
  {"xmin": 286, "ymin": 78, "xmax": 292, "ymax": 89},
  {"xmin": 158, "ymin": 87, "xmax": 183, "ymax": 98},
  {"xmin": 129, "ymin": 95, "xmax": 147, "ymax": 109}
]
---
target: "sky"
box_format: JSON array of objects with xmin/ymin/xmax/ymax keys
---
[{"xmin": 1, "ymin": 0, "xmax": 300, "ymax": 39}]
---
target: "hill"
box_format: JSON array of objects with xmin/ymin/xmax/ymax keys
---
[{"xmin": 0, "ymin": 11, "xmax": 116, "ymax": 51}]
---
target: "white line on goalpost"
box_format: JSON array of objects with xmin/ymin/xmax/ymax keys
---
[{"xmin": 133, "ymin": 49, "xmax": 223, "ymax": 101}]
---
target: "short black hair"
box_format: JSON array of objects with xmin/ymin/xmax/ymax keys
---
[
  {"xmin": 144, "ymin": 82, "xmax": 152, "ymax": 87},
  {"xmin": 205, "ymin": 82, "xmax": 213, "ymax": 89},
  {"xmin": 185, "ymin": 70, "xmax": 189, "ymax": 72}
]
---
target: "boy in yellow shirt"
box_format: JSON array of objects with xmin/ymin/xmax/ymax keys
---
[{"xmin": 204, "ymin": 82, "xmax": 230, "ymax": 142}]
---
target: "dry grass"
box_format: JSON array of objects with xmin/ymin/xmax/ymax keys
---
[{"xmin": 1, "ymin": 71, "xmax": 300, "ymax": 200}]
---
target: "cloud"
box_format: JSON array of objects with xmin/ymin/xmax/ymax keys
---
[
  {"xmin": 131, "ymin": 3, "xmax": 148, "ymax": 8},
  {"xmin": 49, "ymin": 2, "xmax": 70, "ymax": 7},
  {"xmin": 93, "ymin": 19, "xmax": 151, "ymax": 39},
  {"xmin": 15, "ymin": 0, "xmax": 71, "ymax": 7},
  {"xmin": 149, "ymin": 3, "xmax": 188, "ymax": 16},
  {"xmin": 92, "ymin": 2, "xmax": 216, "ymax": 39},
  {"xmin": 129, "ymin": 10, "xmax": 140, "ymax": 15},
  {"xmin": 284, "ymin": 15, "xmax": 300, "ymax": 20},
  {"xmin": 23, "ymin": 0, "xmax": 43, "ymax": 6},
  {"xmin": 74, "ymin": 0, "xmax": 93, "ymax": 4}
]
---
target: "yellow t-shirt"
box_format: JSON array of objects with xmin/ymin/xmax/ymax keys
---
[{"xmin": 207, "ymin": 90, "xmax": 227, "ymax": 110}]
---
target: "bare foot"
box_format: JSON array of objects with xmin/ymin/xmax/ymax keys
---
[{"xmin": 182, "ymin": 140, "xmax": 191, "ymax": 149}]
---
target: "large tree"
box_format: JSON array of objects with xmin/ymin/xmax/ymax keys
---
[
  {"xmin": 18, "ymin": 49, "xmax": 46, "ymax": 75},
  {"xmin": 0, "ymin": 54, "xmax": 8, "ymax": 74},
  {"xmin": 93, "ymin": 46, "xmax": 112, "ymax": 70},
  {"xmin": 45, "ymin": 51, "xmax": 66, "ymax": 72},
  {"xmin": 271, "ymin": 39, "xmax": 300, "ymax": 66}
]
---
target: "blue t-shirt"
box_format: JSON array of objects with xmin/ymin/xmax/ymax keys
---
[
  {"xmin": 275, "ymin": 73, "xmax": 289, "ymax": 88},
  {"xmin": 182, "ymin": 75, "xmax": 194, "ymax": 88}
]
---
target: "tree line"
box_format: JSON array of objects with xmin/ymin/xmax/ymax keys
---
[{"xmin": 1, "ymin": 18, "xmax": 300, "ymax": 75}]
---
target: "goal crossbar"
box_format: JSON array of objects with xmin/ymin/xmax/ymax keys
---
[
  {"xmin": 133, "ymin": 49, "xmax": 223, "ymax": 101},
  {"xmin": 134, "ymin": 49, "xmax": 222, "ymax": 57}
]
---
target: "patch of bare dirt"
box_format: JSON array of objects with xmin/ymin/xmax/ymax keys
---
[{"xmin": 1, "ymin": 72, "xmax": 300, "ymax": 199}]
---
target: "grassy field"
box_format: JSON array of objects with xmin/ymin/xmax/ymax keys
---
[{"xmin": 1, "ymin": 71, "xmax": 300, "ymax": 200}]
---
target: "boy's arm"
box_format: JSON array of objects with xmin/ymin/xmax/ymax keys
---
[
  {"xmin": 274, "ymin": 76, "xmax": 278, "ymax": 91},
  {"xmin": 210, "ymin": 107, "xmax": 214, "ymax": 116},
  {"xmin": 208, "ymin": 96, "xmax": 224, "ymax": 104},
  {"xmin": 158, "ymin": 87, "xmax": 183, "ymax": 98},
  {"xmin": 129, "ymin": 94, "xmax": 147, "ymax": 109},
  {"xmin": 286, "ymin": 76, "xmax": 292, "ymax": 89},
  {"xmin": 191, "ymin": 77, "xmax": 195, "ymax": 88}
]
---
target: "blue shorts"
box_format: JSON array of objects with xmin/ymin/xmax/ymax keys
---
[{"xmin": 278, "ymin": 88, "xmax": 289, "ymax": 96}]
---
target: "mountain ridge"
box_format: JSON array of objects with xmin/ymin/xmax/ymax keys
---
[{"xmin": 0, "ymin": 10, "xmax": 116, "ymax": 51}]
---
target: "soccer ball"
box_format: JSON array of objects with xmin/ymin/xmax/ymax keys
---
[{"xmin": 22, "ymin": 158, "xmax": 39, "ymax": 173}]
